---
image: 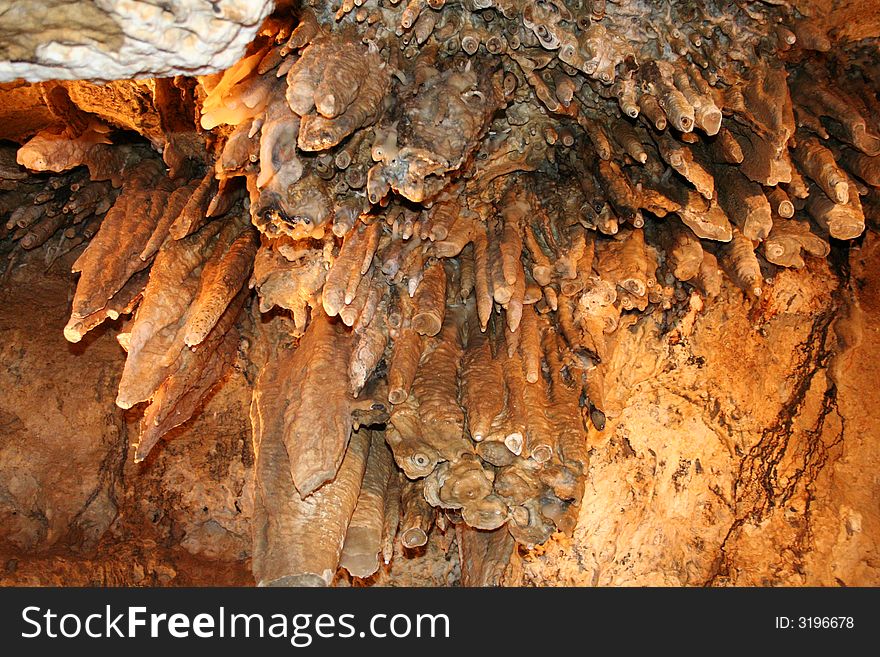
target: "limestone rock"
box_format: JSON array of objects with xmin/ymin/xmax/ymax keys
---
[{"xmin": 0, "ymin": 0, "xmax": 275, "ymax": 82}]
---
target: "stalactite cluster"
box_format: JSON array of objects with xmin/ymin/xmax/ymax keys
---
[
  {"xmin": 2, "ymin": 0, "xmax": 879, "ymax": 585},
  {"xmin": 0, "ymin": 144, "xmax": 124, "ymax": 277}
]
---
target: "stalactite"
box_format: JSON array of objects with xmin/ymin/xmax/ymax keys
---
[
  {"xmin": 380, "ymin": 471, "xmax": 401, "ymax": 565},
  {"xmin": 183, "ymin": 226, "xmax": 259, "ymax": 347},
  {"xmin": 115, "ymin": 215, "xmax": 247, "ymax": 410},
  {"xmin": 805, "ymin": 181, "xmax": 866, "ymax": 240},
  {"xmin": 714, "ymin": 166, "xmax": 774, "ymax": 241},
  {"xmin": 399, "ymin": 476, "xmax": 434, "ymax": 549},
  {"xmin": 410, "ymin": 302, "xmax": 472, "ymax": 465},
  {"xmin": 763, "ymin": 218, "xmax": 830, "ymax": 270},
  {"xmin": 457, "ymin": 523, "xmax": 515, "ymax": 586},
  {"xmin": 720, "ymin": 228, "xmax": 763, "ymax": 299},
  {"xmin": 461, "ymin": 310, "xmax": 505, "ymax": 443},
  {"xmin": 340, "ymin": 432, "xmax": 395, "ymax": 579},
  {"xmin": 661, "ymin": 220, "xmax": 704, "ymax": 283},
  {"xmin": 840, "ymin": 149, "xmax": 880, "ymax": 188},
  {"xmin": 65, "ymin": 159, "xmax": 167, "ymax": 332},
  {"xmin": 387, "ymin": 396, "xmax": 441, "ymax": 478},
  {"xmin": 792, "ymin": 137, "xmax": 851, "ymax": 205},
  {"xmin": 281, "ymin": 307, "xmax": 357, "ymax": 497},
  {"xmin": 290, "ymin": 36, "xmax": 391, "ymax": 151},
  {"xmin": 411, "ymin": 258, "xmax": 447, "ymax": 336},
  {"xmin": 3, "ymin": 0, "xmax": 879, "ymax": 587},
  {"xmin": 134, "ymin": 290, "xmax": 245, "ymax": 461}
]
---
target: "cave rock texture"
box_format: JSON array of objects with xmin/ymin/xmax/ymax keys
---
[
  {"xmin": 0, "ymin": 0, "xmax": 275, "ymax": 82},
  {"xmin": 0, "ymin": 0, "xmax": 879, "ymax": 586}
]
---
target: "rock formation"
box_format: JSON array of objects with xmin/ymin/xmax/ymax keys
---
[
  {"xmin": 0, "ymin": 0, "xmax": 276, "ymax": 82},
  {"xmin": 0, "ymin": 0, "xmax": 878, "ymax": 586}
]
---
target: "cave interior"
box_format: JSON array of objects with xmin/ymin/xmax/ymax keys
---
[{"xmin": 0, "ymin": 0, "xmax": 879, "ymax": 587}]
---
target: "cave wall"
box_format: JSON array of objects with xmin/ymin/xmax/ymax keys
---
[
  {"xmin": 0, "ymin": 247, "xmax": 254, "ymax": 584},
  {"xmin": 795, "ymin": 1, "xmax": 880, "ymax": 43},
  {"xmin": 524, "ymin": 238, "xmax": 880, "ymax": 586}
]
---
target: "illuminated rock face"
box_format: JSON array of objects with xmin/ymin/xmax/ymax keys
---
[
  {"xmin": 0, "ymin": 0, "xmax": 275, "ymax": 82},
  {"xmin": 0, "ymin": 1, "xmax": 879, "ymax": 586}
]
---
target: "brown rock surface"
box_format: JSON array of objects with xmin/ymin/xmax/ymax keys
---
[
  {"xmin": 1, "ymin": 0, "xmax": 879, "ymax": 586},
  {"xmin": 0, "ymin": 249, "xmax": 253, "ymax": 585},
  {"xmin": 522, "ymin": 238, "xmax": 880, "ymax": 586},
  {"xmin": 3, "ymin": 232, "xmax": 879, "ymax": 586}
]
